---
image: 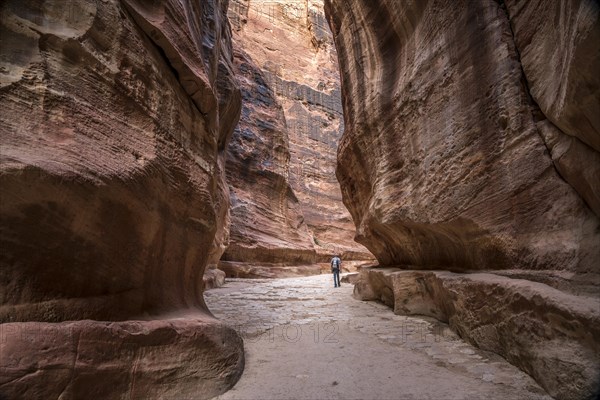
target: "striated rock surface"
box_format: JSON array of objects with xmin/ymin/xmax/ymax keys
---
[
  {"xmin": 325, "ymin": 0, "xmax": 600, "ymax": 398},
  {"xmin": 219, "ymin": 47, "xmax": 317, "ymax": 274},
  {"xmin": 325, "ymin": 0, "xmax": 599, "ymax": 273},
  {"xmin": 0, "ymin": 0, "xmax": 243, "ymax": 397},
  {"xmin": 219, "ymin": 260, "xmax": 321, "ymax": 279},
  {"xmin": 537, "ymin": 119, "xmax": 600, "ymax": 217},
  {"xmin": 504, "ymin": 0, "xmax": 600, "ymax": 217},
  {"xmin": 227, "ymin": 0, "xmax": 373, "ymax": 263},
  {"xmin": 505, "ymin": 0, "xmax": 600, "ymax": 153}
]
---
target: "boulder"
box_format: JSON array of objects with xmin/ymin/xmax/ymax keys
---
[
  {"xmin": 340, "ymin": 272, "xmax": 359, "ymax": 284},
  {"xmin": 0, "ymin": 317, "xmax": 243, "ymax": 400},
  {"xmin": 203, "ymin": 266, "xmax": 227, "ymax": 290}
]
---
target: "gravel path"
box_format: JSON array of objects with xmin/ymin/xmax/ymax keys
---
[{"xmin": 205, "ymin": 274, "xmax": 550, "ymax": 400}]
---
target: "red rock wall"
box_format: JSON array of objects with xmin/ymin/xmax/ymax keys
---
[
  {"xmin": 220, "ymin": 48, "xmax": 317, "ymax": 271},
  {"xmin": 227, "ymin": 0, "xmax": 374, "ymax": 263},
  {"xmin": 504, "ymin": 0, "xmax": 600, "ymax": 217},
  {"xmin": 325, "ymin": 0, "xmax": 599, "ymax": 273},
  {"xmin": 325, "ymin": 0, "xmax": 600, "ymax": 398},
  {"xmin": 0, "ymin": 0, "xmax": 243, "ymax": 398}
]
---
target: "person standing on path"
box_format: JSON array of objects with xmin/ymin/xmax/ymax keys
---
[{"xmin": 331, "ymin": 254, "xmax": 342, "ymax": 287}]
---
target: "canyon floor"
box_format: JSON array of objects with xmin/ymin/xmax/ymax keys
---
[{"xmin": 205, "ymin": 274, "xmax": 551, "ymax": 400}]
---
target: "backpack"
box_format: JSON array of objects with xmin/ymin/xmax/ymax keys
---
[{"xmin": 332, "ymin": 257, "xmax": 340, "ymax": 270}]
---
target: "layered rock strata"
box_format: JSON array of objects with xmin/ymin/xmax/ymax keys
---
[
  {"xmin": 226, "ymin": 0, "xmax": 373, "ymax": 266},
  {"xmin": 218, "ymin": 48, "xmax": 317, "ymax": 276},
  {"xmin": 325, "ymin": 0, "xmax": 600, "ymax": 398},
  {"xmin": 0, "ymin": 0, "xmax": 243, "ymax": 397}
]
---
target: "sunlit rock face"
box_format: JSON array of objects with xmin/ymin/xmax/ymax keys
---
[
  {"xmin": 219, "ymin": 48, "xmax": 318, "ymax": 276},
  {"xmin": 0, "ymin": 0, "xmax": 243, "ymax": 398},
  {"xmin": 325, "ymin": 0, "xmax": 600, "ymax": 398},
  {"xmin": 227, "ymin": 0, "xmax": 373, "ymax": 264}
]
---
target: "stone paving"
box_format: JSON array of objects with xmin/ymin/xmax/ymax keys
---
[{"xmin": 205, "ymin": 274, "xmax": 551, "ymax": 400}]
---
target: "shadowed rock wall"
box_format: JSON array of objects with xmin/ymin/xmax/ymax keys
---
[
  {"xmin": 325, "ymin": 0, "xmax": 600, "ymax": 398},
  {"xmin": 0, "ymin": 0, "xmax": 243, "ymax": 398},
  {"xmin": 504, "ymin": 0, "xmax": 600, "ymax": 217},
  {"xmin": 325, "ymin": 0, "xmax": 599, "ymax": 273}
]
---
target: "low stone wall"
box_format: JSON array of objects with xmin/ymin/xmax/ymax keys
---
[
  {"xmin": 219, "ymin": 261, "xmax": 322, "ymax": 279},
  {"xmin": 354, "ymin": 267, "xmax": 600, "ymax": 400}
]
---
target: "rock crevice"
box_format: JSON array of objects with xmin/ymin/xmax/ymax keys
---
[{"xmin": 500, "ymin": 0, "xmax": 600, "ymax": 217}]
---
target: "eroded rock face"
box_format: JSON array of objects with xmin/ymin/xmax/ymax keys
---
[
  {"xmin": 219, "ymin": 260, "xmax": 322, "ymax": 279},
  {"xmin": 0, "ymin": 0, "xmax": 243, "ymax": 397},
  {"xmin": 1, "ymin": 317, "xmax": 243, "ymax": 400},
  {"xmin": 219, "ymin": 48, "xmax": 317, "ymax": 272},
  {"xmin": 227, "ymin": 0, "xmax": 373, "ymax": 263},
  {"xmin": 504, "ymin": 0, "xmax": 600, "ymax": 217},
  {"xmin": 325, "ymin": 0, "xmax": 600, "ymax": 398},
  {"xmin": 505, "ymin": 0, "xmax": 600, "ymax": 153},
  {"xmin": 354, "ymin": 268, "xmax": 600, "ymax": 400},
  {"xmin": 325, "ymin": 0, "xmax": 599, "ymax": 273},
  {"xmin": 537, "ymin": 119, "xmax": 600, "ymax": 217}
]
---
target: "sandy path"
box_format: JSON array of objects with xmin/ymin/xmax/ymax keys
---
[{"xmin": 205, "ymin": 274, "xmax": 550, "ymax": 400}]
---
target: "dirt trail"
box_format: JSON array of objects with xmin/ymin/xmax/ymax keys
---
[{"xmin": 205, "ymin": 274, "xmax": 550, "ymax": 400}]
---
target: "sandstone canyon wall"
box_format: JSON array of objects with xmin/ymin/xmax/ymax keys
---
[
  {"xmin": 325, "ymin": 0, "xmax": 600, "ymax": 399},
  {"xmin": 222, "ymin": 0, "xmax": 373, "ymax": 275},
  {"xmin": 219, "ymin": 47, "xmax": 320, "ymax": 278},
  {"xmin": 504, "ymin": 0, "xmax": 600, "ymax": 217},
  {"xmin": 0, "ymin": 0, "xmax": 243, "ymax": 398}
]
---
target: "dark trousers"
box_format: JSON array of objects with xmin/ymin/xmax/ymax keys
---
[{"xmin": 332, "ymin": 269, "xmax": 340, "ymax": 287}]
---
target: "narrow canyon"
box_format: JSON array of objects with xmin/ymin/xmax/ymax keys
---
[{"xmin": 0, "ymin": 1, "xmax": 598, "ymax": 400}]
